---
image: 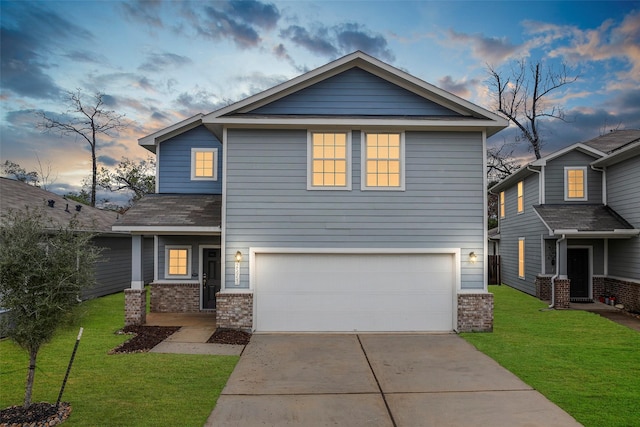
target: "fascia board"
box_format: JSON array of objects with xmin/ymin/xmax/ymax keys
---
[
  {"xmin": 112, "ymin": 225, "xmax": 221, "ymax": 235},
  {"xmin": 552, "ymin": 229, "xmax": 639, "ymax": 238},
  {"xmin": 138, "ymin": 114, "xmax": 204, "ymax": 150},
  {"xmin": 532, "ymin": 208, "xmax": 554, "ymax": 235},
  {"xmin": 489, "ymin": 166, "xmax": 535, "ymax": 193},
  {"xmin": 531, "ymin": 143, "xmax": 605, "ymax": 166}
]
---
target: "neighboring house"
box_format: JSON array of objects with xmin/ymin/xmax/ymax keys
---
[
  {"xmin": 114, "ymin": 51, "xmax": 508, "ymax": 332},
  {"xmin": 0, "ymin": 177, "xmax": 153, "ymax": 299},
  {"xmin": 490, "ymin": 130, "xmax": 640, "ymax": 312}
]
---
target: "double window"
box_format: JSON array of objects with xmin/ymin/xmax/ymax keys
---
[
  {"xmin": 565, "ymin": 167, "xmax": 587, "ymax": 201},
  {"xmin": 191, "ymin": 148, "xmax": 218, "ymax": 181},
  {"xmin": 307, "ymin": 131, "xmax": 405, "ymax": 191}
]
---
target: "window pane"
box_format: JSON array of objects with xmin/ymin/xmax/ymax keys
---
[
  {"xmin": 325, "ymin": 160, "xmax": 335, "ymax": 173},
  {"xmin": 325, "ymin": 174, "xmax": 335, "ymax": 185},
  {"xmin": 389, "ymin": 175, "xmax": 400, "ymax": 186},
  {"xmin": 367, "ymin": 174, "xmax": 377, "ymax": 186},
  {"xmin": 324, "ymin": 145, "xmax": 335, "ymax": 158},
  {"xmin": 379, "ymin": 161, "xmax": 388, "ymax": 173},
  {"xmin": 389, "ymin": 161, "xmax": 399, "ymax": 173},
  {"xmin": 313, "ymin": 173, "xmax": 323, "ymax": 186},
  {"xmin": 335, "ymin": 160, "xmax": 346, "ymax": 173},
  {"xmin": 389, "ymin": 134, "xmax": 400, "ymax": 146},
  {"xmin": 367, "ymin": 160, "xmax": 377, "ymax": 173},
  {"xmin": 313, "ymin": 160, "xmax": 323, "ymax": 172},
  {"xmin": 389, "ymin": 147, "xmax": 400, "ymax": 158}
]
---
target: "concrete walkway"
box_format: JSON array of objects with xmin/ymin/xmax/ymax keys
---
[
  {"xmin": 205, "ymin": 334, "xmax": 582, "ymax": 426},
  {"xmin": 571, "ymin": 301, "xmax": 640, "ymax": 332}
]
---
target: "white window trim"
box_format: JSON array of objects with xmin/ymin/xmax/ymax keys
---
[
  {"xmin": 564, "ymin": 166, "xmax": 587, "ymax": 201},
  {"xmin": 191, "ymin": 148, "xmax": 218, "ymax": 181},
  {"xmin": 360, "ymin": 131, "xmax": 406, "ymax": 191},
  {"xmin": 517, "ymin": 181, "xmax": 524, "ymax": 214},
  {"xmin": 165, "ymin": 245, "xmax": 192, "ymax": 279},
  {"xmin": 518, "ymin": 237, "xmax": 525, "ymax": 279},
  {"xmin": 307, "ymin": 130, "xmax": 352, "ymax": 191}
]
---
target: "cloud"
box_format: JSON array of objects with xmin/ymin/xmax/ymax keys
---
[
  {"xmin": 446, "ymin": 29, "xmax": 521, "ymax": 65},
  {"xmin": 120, "ymin": 0, "xmax": 163, "ymax": 28},
  {"xmin": 63, "ymin": 50, "xmax": 108, "ymax": 65},
  {"xmin": 97, "ymin": 155, "xmax": 119, "ymax": 167},
  {"xmin": 524, "ymin": 10, "xmax": 640, "ymax": 87},
  {"xmin": 185, "ymin": 0, "xmax": 281, "ymax": 48},
  {"xmin": 0, "ymin": 3, "xmax": 94, "ymax": 100},
  {"xmin": 280, "ymin": 22, "xmax": 394, "ymax": 61},
  {"xmin": 173, "ymin": 89, "xmax": 225, "ymax": 116},
  {"xmin": 138, "ymin": 52, "xmax": 193, "ymax": 72},
  {"xmin": 438, "ymin": 75, "xmax": 480, "ymax": 99}
]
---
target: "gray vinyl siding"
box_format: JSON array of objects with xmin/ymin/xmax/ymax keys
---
[
  {"xmin": 157, "ymin": 236, "xmax": 221, "ymax": 281},
  {"xmin": 225, "ymin": 129, "xmax": 486, "ymax": 290},
  {"xmin": 498, "ymin": 173, "xmax": 547, "ymax": 295},
  {"xmin": 606, "ymin": 156, "xmax": 640, "ymax": 280},
  {"xmin": 86, "ymin": 236, "xmax": 132, "ymax": 299},
  {"xmin": 158, "ymin": 125, "xmax": 222, "ymax": 194},
  {"xmin": 545, "ymin": 151, "xmax": 602, "ymax": 204},
  {"xmin": 250, "ymin": 68, "xmax": 461, "ymax": 116}
]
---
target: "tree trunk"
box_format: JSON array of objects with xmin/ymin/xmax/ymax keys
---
[
  {"xmin": 91, "ymin": 139, "xmax": 97, "ymax": 207},
  {"xmin": 24, "ymin": 347, "xmax": 38, "ymax": 408}
]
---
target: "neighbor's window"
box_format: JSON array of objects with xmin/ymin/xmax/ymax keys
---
[
  {"xmin": 362, "ymin": 132, "xmax": 404, "ymax": 190},
  {"xmin": 565, "ymin": 167, "xmax": 587, "ymax": 201},
  {"xmin": 191, "ymin": 148, "xmax": 218, "ymax": 180},
  {"xmin": 308, "ymin": 132, "xmax": 351, "ymax": 190},
  {"xmin": 517, "ymin": 181, "xmax": 524, "ymax": 213},
  {"xmin": 166, "ymin": 246, "xmax": 191, "ymax": 278},
  {"xmin": 518, "ymin": 238, "xmax": 525, "ymax": 279},
  {"xmin": 500, "ymin": 191, "xmax": 505, "ymax": 218}
]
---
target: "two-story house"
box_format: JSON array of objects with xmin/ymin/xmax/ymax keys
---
[
  {"xmin": 114, "ymin": 51, "xmax": 508, "ymax": 332},
  {"xmin": 490, "ymin": 130, "xmax": 640, "ymax": 311}
]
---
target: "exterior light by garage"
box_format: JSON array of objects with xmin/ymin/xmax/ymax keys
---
[
  {"xmin": 469, "ymin": 252, "xmax": 477, "ymax": 264},
  {"xmin": 234, "ymin": 251, "xmax": 242, "ymax": 285}
]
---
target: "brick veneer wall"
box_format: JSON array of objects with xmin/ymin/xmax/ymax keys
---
[
  {"xmin": 592, "ymin": 275, "xmax": 605, "ymax": 301},
  {"xmin": 554, "ymin": 278, "xmax": 571, "ymax": 309},
  {"xmin": 150, "ymin": 283, "xmax": 200, "ymax": 312},
  {"xmin": 604, "ymin": 278, "xmax": 640, "ymax": 312},
  {"xmin": 216, "ymin": 292, "xmax": 253, "ymax": 331},
  {"xmin": 457, "ymin": 293, "xmax": 493, "ymax": 332},
  {"xmin": 535, "ymin": 275, "xmax": 553, "ymax": 301},
  {"xmin": 125, "ymin": 288, "xmax": 146, "ymax": 326}
]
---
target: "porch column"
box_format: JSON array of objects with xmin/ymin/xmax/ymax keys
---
[
  {"xmin": 125, "ymin": 234, "xmax": 146, "ymax": 325},
  {"xmin": 131, "ymin": 234, "xmax": 144, "ymax": 290},
  {"xmin": 557, "ymin": 238, "xmax": 568, "ymax": 279}
]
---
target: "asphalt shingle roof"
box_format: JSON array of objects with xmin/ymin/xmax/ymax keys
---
[
  {"xmin": 534, "ymin": 204, "xmax": 635, "ymax": 232},
  {"xmin": 582, "ymin": 129, "xmax": 640, "ymax": 154},
  {"xmin": 0, "ymin": 177, "xmax": 119, "ymax": 233},
  {"xmin": 114, "ymin": 194, "xmax": 222, "ymax": 228}
]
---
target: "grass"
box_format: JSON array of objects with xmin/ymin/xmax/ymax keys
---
[
  {"xmin": 461, "ymin": 285, "xmax": 640, "ymax": 427},
  {"xmin": 0, "ymin": 292, "xmax": 239, "ymax": 426}
]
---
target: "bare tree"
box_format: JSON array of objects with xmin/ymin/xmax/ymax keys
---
[
  {"xmin": 488, "ymin": 59, "xmax": 578, "ymax": 159},
  {"xmin": 487, "ymin": 140, "xmax": 521, "ymax": 182},
  {"xmin": 37, "ymin": 89, "xmax": 128, "ymax": 206},
  {"xmin": 34, "ymin": 153, "xmax": 57, "ymax": 191}
]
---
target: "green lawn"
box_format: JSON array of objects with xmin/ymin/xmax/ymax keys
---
[
  {"xmin": 461, "ymin": 285, "xmax": 640, "ymax": 427},
  {"xmin": 0, "ymin": 292, "xmax": 238, "ymax": 426}
]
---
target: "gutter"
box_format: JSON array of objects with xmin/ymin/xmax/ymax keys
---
[{"xmin": 550, "ymin": 234, "xmax": 566, "ymax": 309}]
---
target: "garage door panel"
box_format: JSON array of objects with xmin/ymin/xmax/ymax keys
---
[{"xmin": 254, "ymin": 252, "xmax": 455, "ymax": 332}]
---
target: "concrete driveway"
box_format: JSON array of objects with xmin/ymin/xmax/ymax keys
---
[{"xmin": 206, "ymin": 334, "xmax": 581, "ymax": 426}]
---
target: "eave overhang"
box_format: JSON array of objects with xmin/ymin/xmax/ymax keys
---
[
  {"xmin": 550, "ymin": 229, "xmax": 639, "ymax": 239},
  {"xmin": 111, "ymin": 225, "xmax": 222, "ymax": 235}
]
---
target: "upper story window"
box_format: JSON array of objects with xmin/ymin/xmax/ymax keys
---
[
  {"xmin": 191, "ymin": 148, "xmax": 218, "ymax": 181},
  {"xmin": 565, "ymin": 167, "xmax": 587, "ymax": 201},
  {"xmin": 362, "ymin": 132, "xmax": 405, "ymax": 191},
  {"xmin": 500, "ymin": 191, "xmax": 505, "ymax": 218},
  {"xmin": 308, "ymin": 132, "xmax": 351, "ymax": 190},
  {"xmin": 517, "ymin": 181, "xmax": 524, "ymax": 214},
  {"xmin": 166, "ymin": 245, "xmax": 191, "ymax": 278}
]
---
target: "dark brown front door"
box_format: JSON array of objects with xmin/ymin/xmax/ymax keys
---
[
  {"xmin": 568, "ymin": 248, "xmax": 590, "ymax": 301},
  {"xmin": 202, "ymin": 249, "xmax": 221, "ymax": 309}
]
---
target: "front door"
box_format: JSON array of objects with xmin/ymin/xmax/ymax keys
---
[
  {"xmin": 202, "ymin": 249, "xmax": 221, "ymax": 309},
  {"xmin": 568, "ymin": 248, "xmax": 590, "ymax": 301}
]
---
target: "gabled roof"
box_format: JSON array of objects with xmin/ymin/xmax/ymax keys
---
[
  {"xmin": 202, "ymin": 51, "xmax": 507, "ymax": 137},
  {"xmin": 0, "ymin": 177, "xmax": 120, "ymax": 234},
  {"xmin": 112, "ymin": 194, "xmax": 222, "ymax": 234},
  {"xmin": 138, "ymin": 51, "xmax": 508, "ymax": 148},
  {"xmin": 533, "ymin": 204, "xmax": 638, "ymax": 238}
]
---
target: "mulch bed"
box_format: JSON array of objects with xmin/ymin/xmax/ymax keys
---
[
  {"xmin": 109, "ymin": 325, "xmax": 251, "ymax": 354},
  {"xmin": 207, "ymin": 328, "xmax": 252, "ymax": 345},
  {"xmin": 0, "ymin": 402, "xmax": 71, "ymax": 427}
]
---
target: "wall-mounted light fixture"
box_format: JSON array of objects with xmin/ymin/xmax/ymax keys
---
[
  {"xmin": 469, "ymin": 252, "xmax": 477, "ymax": 264},
  {"xmin": 234, "ymin": 250, "xmax": 242, "ymax": 285}
]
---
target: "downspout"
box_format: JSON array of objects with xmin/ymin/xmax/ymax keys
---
[{"xmin": 550, "ymin": 234, "xmax": 566, "ymax": 309}]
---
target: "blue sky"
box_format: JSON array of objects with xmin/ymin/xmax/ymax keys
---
[{"xmin": 1, "ymin": 0, "xmax": 639, "ymax": 201}]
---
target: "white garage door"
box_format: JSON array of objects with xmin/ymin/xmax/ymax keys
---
[{"xmin": 254, "ymin": 252, "xmax": 455, "ymax": 332}]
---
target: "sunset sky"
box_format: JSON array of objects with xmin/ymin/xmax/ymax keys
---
[{"xmin": 1, "ymin": 0, "xmax": 639, "ymax": 203}]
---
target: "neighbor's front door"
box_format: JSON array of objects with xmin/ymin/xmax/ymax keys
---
[
  {"xmin": 202, "ymin": 249, "xmax": 221, "ymax": 309},
  {"xmin": 568, "ymin": 248, "xmax": 589, "ymax": 300}
]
